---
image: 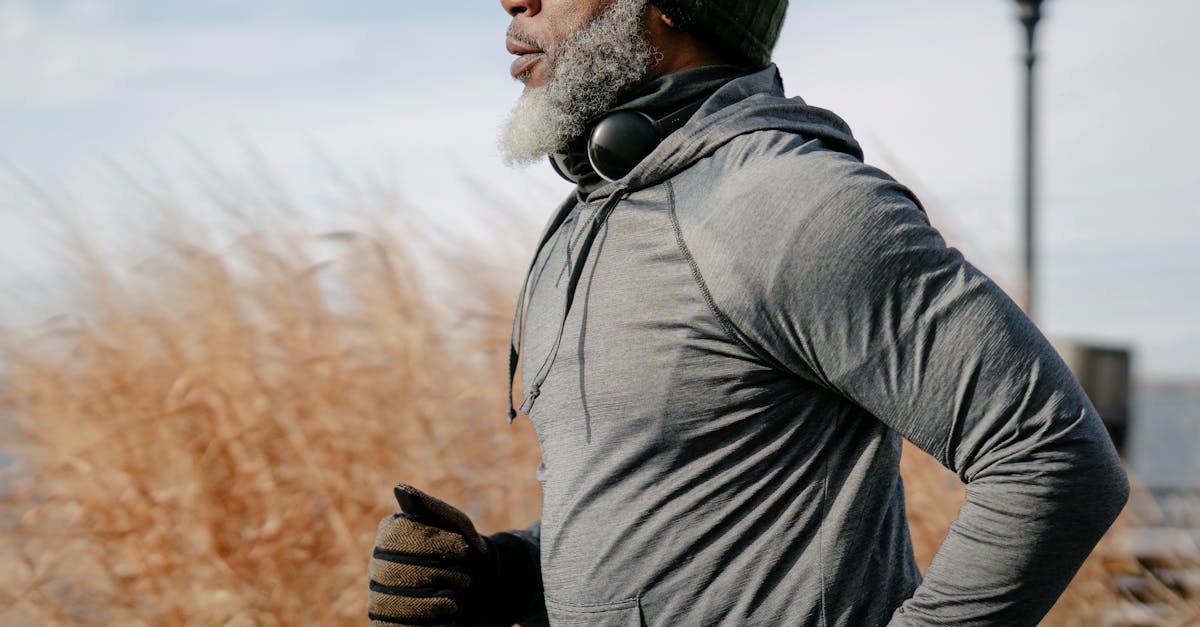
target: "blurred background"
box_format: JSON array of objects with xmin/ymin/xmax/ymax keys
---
[{"xmin": 1, "ymin": 0, "xmax": 1197, "ymax": 625}]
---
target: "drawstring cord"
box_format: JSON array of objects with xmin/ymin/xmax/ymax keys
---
[{"xmin": 508, "ymin": 186, "xmax": 629, "ymax": 422}]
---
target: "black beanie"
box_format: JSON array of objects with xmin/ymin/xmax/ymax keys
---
[{"xmin": 652, "ymin": 0, "xmax": 788, "ymax": 69}]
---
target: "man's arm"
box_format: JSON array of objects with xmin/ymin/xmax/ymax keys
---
[
  {"xmin": 685, "ymin": 157, "xmax": 1129, "ymax": 624},
  {"xmin": 491, "ymin": 520, "xmax": 549, "ymax": 627},
  {"xmin": 797, "ymin": 173, "xmax": 1127, "ymax": 624}
]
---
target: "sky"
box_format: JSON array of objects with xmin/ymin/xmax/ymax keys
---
[{"xmin": 0, "ymin": 0, "xmax": 1198, "ymax": 379}]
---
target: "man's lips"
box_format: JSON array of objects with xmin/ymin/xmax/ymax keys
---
[
  {"xmin": 510, "ymin": 53, "xmax": 545, "ymax": 79},
  {"xmin": 507, "ymin": 37, "xmax": 545, "ymax": 79}
]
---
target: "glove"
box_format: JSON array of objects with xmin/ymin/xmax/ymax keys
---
[{"xmin": 368, "ymin": 484, "xmax": 538, "ymax": 627}]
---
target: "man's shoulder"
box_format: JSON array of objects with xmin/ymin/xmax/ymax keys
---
[
  {"xmin": 669, "ymin": 127, "xmax": 922, "ymax": 239},
  {"xmin": 664, "ymin": 124, "xmax": 938, "ymax": 305}
]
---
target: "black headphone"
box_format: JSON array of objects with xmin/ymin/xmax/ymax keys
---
[{"xmin": 582, "ymin": 97, "xmax": 708, "ymax": 183}]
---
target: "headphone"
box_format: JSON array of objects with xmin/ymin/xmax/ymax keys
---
[{"xmin": 575, "ymin": 97, "xmax": 708, "ymax": 183}]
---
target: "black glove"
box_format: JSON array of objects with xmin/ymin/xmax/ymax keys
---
[{"xmin": 368, "ymin": 484, "xmax": 539, "ymax": 627}]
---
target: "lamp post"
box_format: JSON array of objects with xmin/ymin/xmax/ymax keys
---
[{"xmin": 1015, "ymin": 0, "xmax": 1043, "ymax": 321}]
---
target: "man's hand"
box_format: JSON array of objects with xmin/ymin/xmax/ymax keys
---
[{"xmin": 368, "ymin": 484, "xmax": 491, "ymax": 626}]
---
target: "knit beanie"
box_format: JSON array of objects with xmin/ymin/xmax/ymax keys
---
[{"xmin": 652, "ymin": 0, "xmax": 788, "ymax": 69}]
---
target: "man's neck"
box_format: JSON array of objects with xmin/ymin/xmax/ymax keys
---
[{"xmin": 550, "ymin": 64, "xmax": 750, "ymax": 195}]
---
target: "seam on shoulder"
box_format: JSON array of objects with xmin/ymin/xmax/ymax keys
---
[{"xmin": 665, "ymin": 180, "xmax": 779, "ymax": 370}]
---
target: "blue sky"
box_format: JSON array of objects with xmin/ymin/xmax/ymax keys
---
[{"xmin": 1, "ymin": 0, "xmax": 1198, "ymax": 379}]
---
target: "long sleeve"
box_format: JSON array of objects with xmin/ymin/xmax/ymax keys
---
[
  {"xmin": 692, "ymin": 157, "xmax": 1130, "ymax": 625},
  {"xmin": 489, "ymin": 520, "xmax": 548, "ymax": 627}
]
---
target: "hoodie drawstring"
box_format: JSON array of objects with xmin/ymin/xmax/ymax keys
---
[{"xmin": 508, "ymin": 186, "xmax": 629, "ymax": 422}]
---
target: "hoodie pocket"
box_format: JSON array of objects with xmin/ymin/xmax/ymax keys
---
[{"xmin": 545, "ymin": 595, "xmax": 642, "ymax": 627}]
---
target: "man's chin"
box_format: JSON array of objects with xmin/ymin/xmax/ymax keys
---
[
  {"xmin": 499, "ymin": 86, "xmax": 570, "ymax": 167},
  {"xmin": 515, "ymin": 69, "xmax": 547, "ymax": 93}
]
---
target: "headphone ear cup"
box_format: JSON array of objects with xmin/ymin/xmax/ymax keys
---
[{"xmin": 587, "ymin": 111, "xmax": 661, "ymax": 183}]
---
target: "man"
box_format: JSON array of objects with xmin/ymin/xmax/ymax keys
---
[{"xmin": 367, "ymin": 1, "xmax": 1130, "ymax": 625}]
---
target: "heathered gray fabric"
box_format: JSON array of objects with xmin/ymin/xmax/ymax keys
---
[{"xmin": 508, "ymin": 65, "xmax": 1129, "ymax": 626}]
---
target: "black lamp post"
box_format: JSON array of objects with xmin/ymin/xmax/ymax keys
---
[{"xmin": 1016, "ymin": 0, "xmax": 1043, "ymax": 320}]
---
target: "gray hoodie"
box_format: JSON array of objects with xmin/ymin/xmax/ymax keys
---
[{"xmin": 505, "ymin": 64, "xmax": 1129, "ymax": 626}]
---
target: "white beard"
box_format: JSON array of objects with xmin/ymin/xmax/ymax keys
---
[{"xmin": 499, "ymin": 0, "xmax": 656, "ymax": 166}]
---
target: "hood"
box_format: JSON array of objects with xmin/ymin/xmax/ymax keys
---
[{"xmin": 587, "ymin": 64, "xmax": 864, "ymax": 199}]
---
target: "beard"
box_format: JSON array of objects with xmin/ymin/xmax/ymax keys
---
[{"xmin": 499, "ymin": 0, "xmax": 657, "ymax": 166}]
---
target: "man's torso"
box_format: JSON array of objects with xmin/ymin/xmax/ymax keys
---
[{"xmin": 519, "ymin": 140, "xmax": 922, "ymax": 625}]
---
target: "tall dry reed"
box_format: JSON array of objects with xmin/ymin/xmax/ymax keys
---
[
  {"xmin": 0, "ymin": 167, "xmax": 1173, "ymax": 625},
  {"xmin": 0, "ymin": 168, "xmax": 544, "ymax": 625}
]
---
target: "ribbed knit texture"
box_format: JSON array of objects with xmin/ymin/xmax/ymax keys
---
[{"xmin": 653, "ymin": 0, "xmax": 788, "ymax": 68}]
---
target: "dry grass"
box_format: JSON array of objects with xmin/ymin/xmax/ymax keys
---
[
  {"xmin": 0, "ymin": 171, "xmax": 542, "ymax": 625},
  {"xmin": 0, "ymin": 170, "xmax": 1186, "ymax": 625}
]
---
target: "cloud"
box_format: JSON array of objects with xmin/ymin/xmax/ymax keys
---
[{"xmin": 0, "ymin": 0, "xmax": 36, "ymax": 43}]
